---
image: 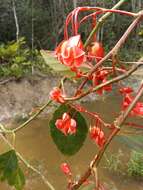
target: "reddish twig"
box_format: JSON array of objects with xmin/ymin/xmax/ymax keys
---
[
  {"xmin": 75, "ymin": 11, "xmax": 143, "ymax": 95},
  {"xmin": 70, "ymin": 81, "xmax": 143, "ymax": 190}
]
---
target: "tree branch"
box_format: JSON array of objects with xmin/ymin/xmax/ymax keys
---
[
  {"xmin": 71, "ymin": 80, "xmax": 143, "ymax": 190},
  {"xmin": 12, "ymin": 0, "xmax": 19, "ymax": 41}
]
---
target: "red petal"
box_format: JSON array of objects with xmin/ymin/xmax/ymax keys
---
[
  {"xmin": 61, "ymin": 47, "xmax": 74, "ymax": 66},
  {"xmin": 62, "ymin": 113, "xmax": 70, "ymax": 120},
  {"xmin": 133, "ymin": 105, "xmax": 143, "ymax": 116},
  {"xmin": 73, "ymin": 47, "xmax": 85, "ymax": 67},
  {"xmin": 55, "ymin": 119, "xmax": 63, "ymax": 129},
  {"xmin": 67, "ymin": 35, "xmax": 81, "ymax": 47},
  {"xmin": 55, "ymin": 40, "xmax": 68, "ymax": 55},
  {"xmin": 70, "ymin": 118, "xmax": 77, "ymax": 128},
  {"xmin": 60, "ymin": 163, "xmax": 71, "ymax": 175},
  {"xmin": 119, "ymin": 87, "xmax": 133, "ymax": 94},
  {"xmin": 89, "ymin": 42, "xmax": 104, "ymax": 62}
]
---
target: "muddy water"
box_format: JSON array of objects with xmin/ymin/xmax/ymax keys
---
[{"xmin": 0, "ymin": 93, "xmax": 143, "ymax": 190}]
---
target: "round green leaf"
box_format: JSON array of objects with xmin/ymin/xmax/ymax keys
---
[{"xmin": 49, "ymin": 104, "xmax": 88, "ymax": 156}]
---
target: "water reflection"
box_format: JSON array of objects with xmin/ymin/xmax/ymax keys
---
[{"xmin": 0, "ymin": 95, "xmax": 143, "ymax": 190}]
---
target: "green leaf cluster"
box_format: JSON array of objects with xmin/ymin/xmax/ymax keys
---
[
  {"xmin": 128, "ymin": 151, "xmax": 143, "ymax": 177},
  {"xmin": 0, "ymin": 150, "xmax": 25, "ymax": 190},
  {"xmin": 0, "ymin": 38, "xmax": 48, "ymax": 78}
]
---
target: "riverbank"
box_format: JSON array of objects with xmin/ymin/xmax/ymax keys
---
[{"xmin": 0, "ymin": 69, "xmax": 142, "ymax": 122}]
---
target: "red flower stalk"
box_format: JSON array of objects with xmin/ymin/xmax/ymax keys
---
[
  {"xmin": 89, "ymin": 126, "xmax": 105, "ymax": 147},
  {"xmin": 55, "ymin": 35, "xmax": 85, "ymax": 68},
  {"xmin": 55, "ymin": 113, "xmax": 77, "ymax": 135},
  {"xmin": 49, "ymin": 87, "xmax": 65, "ymax": 103},
  {"xmin": 60, "ymin": 163, "xmax": 72, "ymax": 176},
  {"xmin": 92, "ymin": 70, "xmax": 112, "ymax": 95}
]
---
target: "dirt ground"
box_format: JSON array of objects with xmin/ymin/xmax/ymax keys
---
[{"xmin": 0, "ymin": 70, "xmax": 142, "ymax": 122}]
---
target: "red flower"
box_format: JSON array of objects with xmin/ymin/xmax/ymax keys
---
[
  {"xmin": 55, "ymin": 35, "xmax": 85, "ymax": 67},
  {"xmin": 133, "ymin": 102, "xmax": 143, "ymax": 115},
  {"xmin": 122, "ymin": 93, "xmax": 143, "ymax": 116},
  {"xmin": 55, "ymin": 113, "xmax": 77, "ymax": 135},
  {"xmin": 89, "ymin": 126, "xmax": 105, "ymax": 147},
  {"xmin": 49, "ymin": 87, "xmax": 65, "ymax": 103},
  {"xmin": 119, "ymin": 87, "xmax": 133, "ymax": 94},
  {"xmin": 92, "ymin": 70, "xmax": 112, "ymax": 95},
  {"xmin": 60, "ymin": 163, "xmax": 72, "ymax": 176},
  {"xmin": 88, "ymin": 42, "xmax": 104, "ymax": 62}
]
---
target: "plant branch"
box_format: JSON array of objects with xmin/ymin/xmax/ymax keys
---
[
  {"xmin": 11, "ymin": 0, "xmax": 19, "ymax": 41},
  {"xmin": 12, "ymin": 100, "xmax": 52, "ymax": 133},
  {"xmin": 84, "ymin": 0, "xmax": 128, "ymax": 48},
  {"xmin": 65, "ymin": 60, "xmax": 143, "ymax": 101},
  {"xmin": 75, "ymin": 11, "xmax": 143, "ymax": 94},
  {"xmin": 71, "ymin": 80, "xmax": 143, "ymax": 190}
]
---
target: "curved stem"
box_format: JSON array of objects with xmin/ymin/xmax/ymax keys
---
[
  {"xmin": 65, "ymin": 61, "xmax": 143, "ymax": 101},
  {"xmin": 75, "ymin": 12, "xmax": 143, "ymax": 94},
  {"xmin": 0, "ymin": 133, "xmax": 55, "ymax": 190},
  {"xmin": 71, "ymin": 81, "xmax": 143, "ymax": 190},
  {"xmin": 12, "ymin": 100, "xmax": 52, "ymax": 133},
  {"xmin": 84, "ymin": 0, "xmax": 129, "ymax": 48}
]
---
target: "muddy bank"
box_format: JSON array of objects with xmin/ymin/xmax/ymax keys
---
[
  {"xmin": 0, "ymin": 74, "xmax": 96, "ymax": 122},
  {"xmin": 0, "ymin": 71, "xmax": 142, "ymax": 122},
  {"xmin": 0, "ymin": 74, "xmax": 59, "ymax": 121}
]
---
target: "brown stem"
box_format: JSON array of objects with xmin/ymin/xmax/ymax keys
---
[
  {"xmin": 76, "ymin": 11, "xmax": 143, "ymax": 94},
  {"xmin": 65, "ymin": 60, "xmax": 143, "ymax": 101},
  {"xmin": 71, "ymin": 81, "xmax": 143, "ymax": 190},
  {"xmin": 12, "ymin": 100, "xmax": 52, "ymax": 133}
]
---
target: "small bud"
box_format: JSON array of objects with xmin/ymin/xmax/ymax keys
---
[{"xmin": 60, "ymin": 163, "xmax": 72, "ymax": 176}]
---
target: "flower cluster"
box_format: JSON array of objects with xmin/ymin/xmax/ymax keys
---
[
  {"xmin": 54, "ymin": 7, "xmax": 105, "ymax": 73},
  {"xmin": 55, "ymin": 35, "xmax": 85, "ymax": 68},
  {"xmin": 49, "ymin": 87, "xmax": 65, "ymax": 103},
  {"xmin": 89, "ymin": 126, "xmax": 105, "ymax": 147},
  {"xmin": 55, "ymin": 113, "xmax": 77, "ymax": 135},
  {"xmin": 120, "ymin": 87, "xmax": 143, "ymax": 116}
]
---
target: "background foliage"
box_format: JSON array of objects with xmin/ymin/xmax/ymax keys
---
[{"xmin": 0, "ymin": 0, "xmax": 143, "ymax": 51}]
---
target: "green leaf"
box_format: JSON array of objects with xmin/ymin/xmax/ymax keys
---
[
  {"xmin": 0, "ymin": 150, "xmax": 25, "ymax": 190},
  {"xmin": 40, "ymin": 50, "xmax": 89, "ymax": 77},
  {"xmin": 40, "ymin": 50, "xmax": 74, "ymax": 76},
  {"xmin": 49, "ymin": 104, "xmax": 88, "ymax": 156},
  {"xmin": 14, "ymin": 168, "xmax": 25, "ymax": 190}
]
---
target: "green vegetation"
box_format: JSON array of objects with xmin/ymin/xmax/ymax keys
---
[
  {"xmin": 105, "ymin": 150, "xmax": 124, "ymax": 174},
  {"xmin": 0, "ymin": 38, "xmax": 49, "ymax": 78},
  {"xmin": 0, "ymin": 150, "xmax": 25, "ymax": 190},
  {"xmin": 105, "ymin": 150, "xmax": 143, "ymax": 178},
  {"xmin": 0, "ymin": 0, "xmax": 142, "ymax": 79},
  {"xmin": 127, "ymin": 151, "xmax": 143, "ymax": 178}
]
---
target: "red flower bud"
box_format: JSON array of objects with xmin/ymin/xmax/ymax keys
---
[
  {"xmin": 89, "ymin": 126, "xmax": 105, "ymax": 147},
  {"xmin": 60, "ymin": 163, "xmax": 72, "ymax": 176},
  {"xmin": 55, "ymin": 35, "xmax": 85, "ymax": 68},
  {"xmin": 49, "ymin": 87, "xmax": 65, "ymax": 103}
]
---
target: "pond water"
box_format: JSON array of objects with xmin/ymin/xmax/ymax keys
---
[{"xmin": 0, "ymin": 93, "xmax": 143, "ymax": 190}]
